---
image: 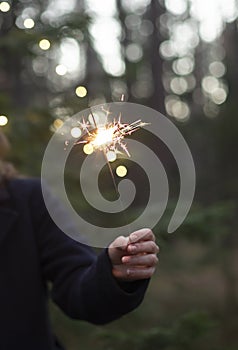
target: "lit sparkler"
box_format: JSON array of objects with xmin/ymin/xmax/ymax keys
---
[
  {"xmin": 73, "ymin": 109, "xmax": 148, "ymax": 203},
  {"xmin": 76, "ymin": 114, "xmax": 149, "ymax": 162},
  {"xmin": 63, "ymin": 104, "xmax": 150, "ymax": 221}
]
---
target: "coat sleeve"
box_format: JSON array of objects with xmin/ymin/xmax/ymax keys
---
[{"xmin": 29, "ymin": 180, "xmax": 150, "ymax": 324}]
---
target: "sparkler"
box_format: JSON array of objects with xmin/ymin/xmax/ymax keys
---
[
  {"xmin": 76, "ymin": 113, "xmax": 149, "ymax": 162},
  {"xmin": 58, "ymin": 102, "xmax": 150, "ymax": 231},
  {"xmin": 72, "ymin": 105, "xmax": 149, "ymax": 203}
]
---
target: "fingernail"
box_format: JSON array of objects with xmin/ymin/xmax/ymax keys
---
[
  {"xmin": 122, "ymin": 256, "xmax": 129, "ymax": 263},
  {"xmin": 127, "ymin": 269, "xmax": 131, "ymax": 276}
]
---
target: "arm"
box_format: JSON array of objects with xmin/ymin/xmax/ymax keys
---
[{"xmin": 30, "ymin": 181, "xmax": 154, "ymax": 324}]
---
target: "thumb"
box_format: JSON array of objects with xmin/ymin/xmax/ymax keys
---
[
  {"xmin": 108, "ymin": 235, "xmax": 130, "ymax": 264},
  {"xmin": 109, "ymin": 235, "xmax": 130, "ymax": 250}
]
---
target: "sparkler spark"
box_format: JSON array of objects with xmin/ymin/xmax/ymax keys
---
[{"xmin": 76, "ymin": 115, "xmax": 149, "ymax": 161}]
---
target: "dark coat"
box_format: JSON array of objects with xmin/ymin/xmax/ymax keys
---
[{"xmin": 0, "ymin": 178, "xmax": 149, "ymax": 350}]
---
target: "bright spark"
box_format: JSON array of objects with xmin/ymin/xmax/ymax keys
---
[
  {"xmin": 92, "ymin": 127, "xmax": 116, "ymax": 148},
  {"xmin": 77, "ymin": 114, "xmax": 148, "ymax": 159}
]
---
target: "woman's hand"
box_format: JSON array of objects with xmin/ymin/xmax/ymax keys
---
[{"xmin": 108, "ymin": 228, "xmax": 159, "ymax": 281}]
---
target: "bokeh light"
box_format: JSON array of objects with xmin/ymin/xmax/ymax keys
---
[
  {"xmin": 116, "ymin": 165, "xmax": 128, "ymax": 178},
  {"xmin": 165, "ymin": 96, "xmax": 190, "ymax": 121},
  {"xmin": 106, "ymin": 151, "xmax": 117, "ymax": 163},
  {"xmin": 209, "ymin": 61, "xmax": 226, "ymax": 78},
  {"xmin": 0, "ymin": 1, "xmax": 10, "ymax": 12},
  {"xmin": 75, "ymin": 86, "xmax": 88, "ymax": 98},
  {"xmin": 172, "ymin": 56, "xmax": 194, "ymax": 76},
  {"xmin": 86, "ymin": 0, "xmax": 117, "ymax": 16},
  {"xmin": 172, "ymin": 101, "xmax": 190, "ymax": 121},
  {"xmin": 83, "ymin": 144, "xmax": 94, "ymax": 155},
  {"xmin": 53, "ymin": 119, "xmax": 64, "ymax": 130},
  {"xmin": 121, "ymin": 0, "xmax": 151, "ymax": 13},
  {"xmin": 139, "ymin": 20, "xmax": 154, "ymax": 36},
  {"xmin": 87, "ymin": 0, "xmax": 125, "ymax": 77},
  {"xmin": 170, "ymin": 77, "xmax": 188, "ymax": 95},
  {"xmin": 165, "ymin": 0, "xmax": 187, "ymax": 15},
  {"xmin": 159, "ymin": 41, "xmax": 175, "ymax": 59},
  {"xmin": 172, "ymin": 20, "xmax": 199, "ymax": 55},
  {"xmin": 202, "ymin": 76, "xmax": 219, "ymax": 94},
  {"xmin": 23, "ymin": 18, "xmax": 35, "ymax": 29},
  {"xmin": 59, "ymin": 38, "xmax": 81, "ymax": 76},
  {"xmin": 125, "ymin": 43, "xmax": 143, "ymax": 63},
  {"xmin": 105, "ymin": 59, "xmax": 125, "ymax": 77},
  {"xmin": 55, "ymin": 65, "xmax": 67, "ymax": 76},
  {"xmin": 0, "ymin": 115, "xmax": 8, "ymax": 126},
  {"xmin": 39, "ymin": 39, "xmax": 51, "ymax": 51},
  {"xmin": 190, "ymin": 0, "xmax": 237, "ymax": 43},
  {"xmin": 125, "ymin": 14, "xmax": 141, "ymax": 30},
  {"xmin": 71, "ymin": 127, "xmax": 82, "ymax": 138},
  {"xmin": 211, "ymin": 87, "xmax": 227, "ymax": 105}
]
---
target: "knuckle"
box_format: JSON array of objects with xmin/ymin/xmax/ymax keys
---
[
  {"xmin": 118, "ymin": 235, "xmax": 126, "ymax": 240},
  {"xmin": 149, "ymin": 241, "xmax": 155, "ymax": 251},
  {"xmin": 148, "ymin": 228, "xmax": 155, "ymax": 238}
]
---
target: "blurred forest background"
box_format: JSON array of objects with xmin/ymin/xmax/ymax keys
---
[{"xmin": 0, "ymin": 0, "xmax": 238, "ymax": 349}]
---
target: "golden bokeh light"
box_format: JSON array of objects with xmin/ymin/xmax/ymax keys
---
[
  {"xmin": 39, "ymin": 39, "xmax": 51, "ymax": 51},
  {"xmin": 0, "ymin": 1, "xmax": 10, "ymax": 12},
  {"xmin": 83, "ymin": 143, "xmax": 94, "ymax": 155},
  {"xmin": 75, "ymin": 86, "xmax": 88, "ymax": 98},
  {"xmin": 53, "ymin": 119, "xmax": 63, "ymax": 129},
  {"xmin": 116, "ymin": 165, "xmax": 128, "ymax": 178},
  {"xmin": 0, "ymin": 115, "xmax": 8, "ymax": 126},
  {"xmin": 23, "ymin": 18, "xmax": 35, "ymax": 29}
]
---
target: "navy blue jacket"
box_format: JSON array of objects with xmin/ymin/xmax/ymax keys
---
[{"xmin": 0, "ymin": 179, "xmax": 149, "ymax": 350}]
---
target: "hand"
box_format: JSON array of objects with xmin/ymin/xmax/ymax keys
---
[{"xmin": 108, "ymin": 228, "xmax": 159, "ymax": 282}]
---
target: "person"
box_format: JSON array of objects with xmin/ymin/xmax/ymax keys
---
[{"xmin": 0, "ymin": 131, "xmax": 159, "ymax": 350}]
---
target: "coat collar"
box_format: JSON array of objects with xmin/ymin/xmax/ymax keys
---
[{"xmin": 0, "ymin": 184, "xmax": 19, "ymax": 246}]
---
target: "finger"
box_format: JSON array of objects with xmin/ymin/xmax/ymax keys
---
[
  {"xmin": 109, "ymin": 235, "xmax": 129, "ymax": 250},
  {"xmin": 127, "ymin": 241, "xmax": 159, "ymax": 255},
  {"xmin": 122, "ymin": 253, "xmax": 158, "ymax": 267},
  {"xmin": 126, "ymin": 266, "xmax": 156, "ymax": 280},
  {"xmin": 129, "ymin": 228, "xmax": 155, "ymax": 244},
  {"xmin": 112, "ymin": 265, "xmax": 156, "ymax": 281},
  {"xmin": 111, "ymin": 265, "xmax": 130, "ymax": 280}
]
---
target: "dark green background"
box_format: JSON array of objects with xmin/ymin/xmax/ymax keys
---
[{"xmin": 0, "ymin": 1, "xmax": 237, "ymax": 349}]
